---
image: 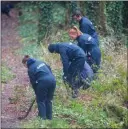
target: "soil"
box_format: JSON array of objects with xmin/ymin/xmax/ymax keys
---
[{"xmin": 1, "ymin": 9, "xmax": 35, "ymax": 128}]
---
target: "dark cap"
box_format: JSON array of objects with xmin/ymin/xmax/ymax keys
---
[
  {"xmin": 72, "ymin": 9, "xmax": 82, "ymax": 17},
  {"xmin": 48, "ymin": 44, "xmax": 56, "ymax": 53}
]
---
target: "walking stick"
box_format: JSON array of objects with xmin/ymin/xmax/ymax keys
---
[{"xmin": 18, "ymin": 98, "xmax": 36, "ymax": 120}]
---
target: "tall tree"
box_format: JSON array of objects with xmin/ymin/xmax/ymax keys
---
[{"xmin": 98, "ymin": 1, "xmax": 107, "ymax": 35}]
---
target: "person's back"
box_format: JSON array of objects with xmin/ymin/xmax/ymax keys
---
[
  {"xmin": 27, "ymin": 59, "xmax": 55, "ymax": 82},
  {"xmin": 79, "ymin": 16, "xmax": 96, "ymax": 37},
  {"xmin": 56, "ymin": 42, "xmax": 86, "ymax": 60}
]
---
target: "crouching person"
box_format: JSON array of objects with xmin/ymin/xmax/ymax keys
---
[
  {"xmin": 48, "ymin": 42, "xmax": 86, "ymax": 98},
  {"xmin": 69, "ymin": 26, "xmax": 101, "ymax": 73},
  {"xmin": 22, "ymin": 55, "xmax": 56, "ymax": 120},
  {"xmin": 80, "ymin": 61, "xmax": 94, "ymax": 90}
]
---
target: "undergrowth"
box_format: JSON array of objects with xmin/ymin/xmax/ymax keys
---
[{"xmin": 1, "ymin": 63, "xmax": 15, "ymax": 84}]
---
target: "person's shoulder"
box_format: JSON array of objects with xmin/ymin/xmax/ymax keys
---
[
  {"xmin": 83, "ymin": 16, "xmax": 90, "ymax": 20},
  {"xmin": 83, "ymin": 16, "xmax": 92, "ymax": 23},
  {"xmin": 35, "ymin": 60, "xmax": 44, "ymax": 66},
  {"xmin": 59, "ymin": 42, "xmax": 71, "ymax": 47},
  {"xmin": 83, "ymin": 33, "xmax": 91, "ymax": 37},
  {"xmin": 80, "ymin": 34, "xmax": 87, "ymax": 39}
]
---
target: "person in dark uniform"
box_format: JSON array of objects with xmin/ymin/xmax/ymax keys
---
[
  {"xmin": 1, "ymin": 2, "xmax": 14, "ymax": 17},
  {"xmin": 80, "ymin": 61, "xmax": 94, "ymax": 89},
  {"xmin": 72, "ymin": 9, "xmax": 99, "ymax": 46},
  {"xmin": 48, "ymin": 42, "xmax": 86, "ymax": 98},
  {"xmin": 22, "ymin": 55, "xmax": 56, "ymax": 120},
  {"xmin": 69, "ymin": 26, "xmax": 101, "ymax": 73}
]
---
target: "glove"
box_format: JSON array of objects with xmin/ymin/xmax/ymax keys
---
[{"xmin": 62, "ymin": 75, "xmax": 67, "ymax": 84}]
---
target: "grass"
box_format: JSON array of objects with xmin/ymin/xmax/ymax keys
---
[
  {"xmin": 18, "ymin": 43, "xmax": 127, "ymax": 128},
  {"xmin": 1, "ymin": 63, "xmax": 15, "ymax": 84}
]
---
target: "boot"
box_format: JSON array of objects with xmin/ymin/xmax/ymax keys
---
[
  {"xmin": 80, "ymin": 77, "xmax": 91, "ymax": 90},
  {"xmin": 72, "ymin": 89, "xmax": 78, "ymax": 98}
]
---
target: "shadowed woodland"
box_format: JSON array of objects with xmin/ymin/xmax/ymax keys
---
[{"xmin": 1, "ymin": 1, "xmax": 128, "ymax": 128}]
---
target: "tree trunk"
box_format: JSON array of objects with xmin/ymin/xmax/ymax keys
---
[
  {"xmin": 65, "ymin": 2, "xmax": 70, "ymax": 29},
  {"xmin": 78, "ymin": 1, "xmax": 86, "ymax": 16},
  {"xmin": 99, "ymin": 1, "xmax": 107, "ymax": 35}
]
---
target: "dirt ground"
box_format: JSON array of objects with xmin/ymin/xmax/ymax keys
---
[{"xmin": 1, "ymin": 9, "xmax": 34, "ymax": 128}]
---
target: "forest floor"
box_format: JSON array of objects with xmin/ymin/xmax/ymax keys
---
[{"xmin": 1, "ymin": 8, "xmax": 35, "ymax": 128}]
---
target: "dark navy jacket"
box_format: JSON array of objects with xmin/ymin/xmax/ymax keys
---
[
  {"xmin": 27, "ymin": 58, "xmax": 55, "ymax": 89},
  {"xmin": 1, "ymin": 3, "xmax": 14, "ymax": 16},
  {"xmin": 53, "ymin": 42, "xmax": 86, "ymax": 76},
  {"xmin": 79, "ymin": 17, "xmax": 99, "ymax": 44},
  {"xmin": 76, "ymin": 34, "xmax": 101, "ymax": 66}
]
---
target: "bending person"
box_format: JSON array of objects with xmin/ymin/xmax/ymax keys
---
[
  {"xmin": 48, "ymin": 42, "xmax": 86, "ymax": 98},
  {"xmin": 69, "ymin": 26, "xmax": 101, "ymax": 73},
  {"xmin": 80, "ymin": 61, "xmax": 94, "ymax": 89},
  {"xmin": 22, "ymin": 55, "xmax": 56, "ymax": 120}
]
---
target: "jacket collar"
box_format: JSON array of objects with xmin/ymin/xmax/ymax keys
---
[
  {"xmin": 79, "ymin": 16, "xmax": 84, "ymax": 24},
  {"xmin": 27, "ymin": 58, "xmax": 36, "ymax": 68}
]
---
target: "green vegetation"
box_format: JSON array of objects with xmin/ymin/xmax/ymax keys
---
[
  {"xmin": 1, "ymin": 63, "xmax": 15, "ymax": 83},
  {"xmin": 14, "ymin": 1, "xmax": 128, "ymax": 128},
  {"xmin": 18, "ymin": 33, "xmax": 127, "ymax": 128}
]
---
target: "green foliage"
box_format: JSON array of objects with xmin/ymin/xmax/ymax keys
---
[
  {"xmin": 85, "ymin": 1, "xmax": 100, "ymax": 28},
  {"xmin": 53, "ymin": 101, "xmax": 116, "ymax": 128},
  {"xmin": 18, "ymin": 3, "xmax": 39, "ymax": 43},
  {"xmin": 53, "ymin": 30, "xmax": 71, "ymax": 43},
  {"xmin": 106, "ymin": 1, "xmax": 123, "ymax": 35},
  {"xmin": 17, "ymin": 41, "xmax": 43, "ymax": 58},
  {"xmin": 47, "ymin": 119, "xmax": 70, "ymax": 128},
  {"xmin": 1, "ymin": 63, "xmax": 15, "ymax": 83},
  {"xmin": 18, "ymin": 1, "xmax": 127, "ymax": 43},
  {"xmin": 21, "ymin": 117, "xmax": 70, "ymax": 128},
  {"xmin": 122, "ymin": 2, "xmax": 128, "ymax": 29},
  {"xmin": 37, "ymin": 2, "xmax": 53, "ymax": 43},
  {"xmin": 69, "ymin": 100, "xmax": 84, "ymax": 112},
  {"xmin": 103, "ymin": 96, "xmax": 128, "ymax": 129},
  {"xmin": 18, "ymin": 23, "xmax": 38, "ymax": 41},
  {"xmin": 52, "ymin": 3, "xmax": 66, "ymax": 26},
  {"xmin": 21, "ymin": 117, "xmax": 46, "ymax": 128},
  {"xmin": 69, "ymin": 1, "xmax": 78, "ymax": 26}
]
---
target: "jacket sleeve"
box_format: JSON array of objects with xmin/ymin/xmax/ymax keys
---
[
  {"xmin": 60, "ymin": 50, "xmax": 69, "ymax": 77},
  {"xmin": 28, "ymin": 70, "xmax": 37, "ymax": 91}
]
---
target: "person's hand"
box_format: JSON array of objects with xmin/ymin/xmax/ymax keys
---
[{"xmin": 62, "ymin": 75, "xmax": 67, "ymax": 84}]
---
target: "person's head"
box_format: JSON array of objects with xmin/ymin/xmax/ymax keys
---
[
  {"xmin": 68, "ymin": 26, "xmax": 83, "ymax": 40},
  {"xmin": 22, "ymin": 55, "xmax": 30, "ymax": 68},
  {"xmin": 72, "ymin": 9, "xmax": 82, "ymax": 21},
  {"xmin": 48, "ymin": 44, "xmax": 57, "ymax": 53}
]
